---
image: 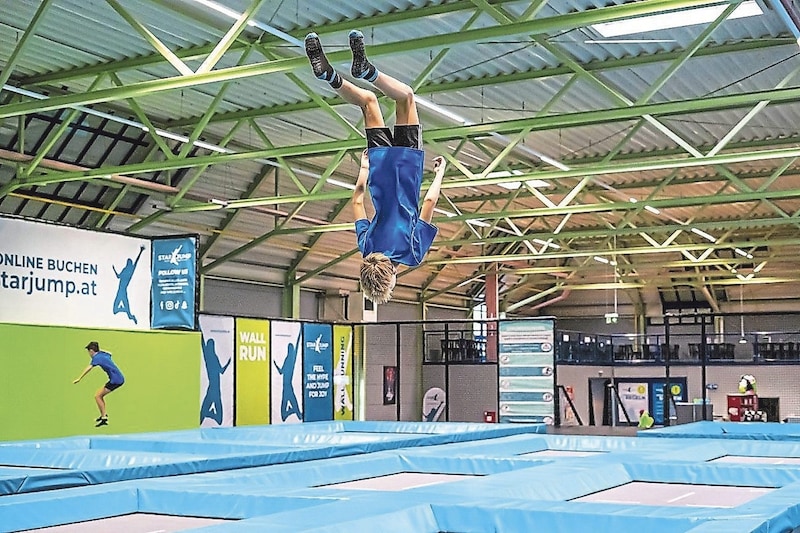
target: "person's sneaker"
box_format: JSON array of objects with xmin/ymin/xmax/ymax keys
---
[
  {"xmin": 349, "ymin": 30, "xmax": 378, "ymax": 82},
  {"xmin": 95, "ymin": 417, "xmax": 108, "ymax": 427},
  {"xmin": 95, "ymin": 416, "xmax": 105, "ymax": 422},
  {"xmin": 305, "ymin": 33, "xmax": 342, "ymax": 88}
]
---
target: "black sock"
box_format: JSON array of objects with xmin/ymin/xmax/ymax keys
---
[
  {"xmin": 349, "ymin": 30, "xmax": 378, "ymax": 82},
  {"xmin": 305, "ymin": 33, "xmax": 342, "ymax": 89}
]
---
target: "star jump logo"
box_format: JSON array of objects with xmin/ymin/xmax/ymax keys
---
[
  {"xmin": 157, "ymin": 244, "xmax": 192, "ymax": 265},
  {"xmin": 306, "ymin": 334, "xmax": 330, "ymax": 353}
]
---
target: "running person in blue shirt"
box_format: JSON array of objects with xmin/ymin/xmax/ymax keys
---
[
  {"xmin": 305, "ymin": 31, "xmax": 447, "ymax": 304},
  {"xmin": 73, "ymin": 341, "xmax": 125, "ymax": 427}
]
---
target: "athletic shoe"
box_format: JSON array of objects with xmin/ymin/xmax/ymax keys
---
[
  {"xmin": 95, "ymin": 418, "xmax": 108, "ymax": 427},
  {"xmin": 349, "ymin": 30, "xmax": 378, "ymax": 82},
  {"xmin": 305, "ymin": 33, "xmax": 342, "ymax": 88}
]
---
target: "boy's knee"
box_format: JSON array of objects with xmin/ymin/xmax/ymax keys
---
[
  {"xmin": 360, "ymin": 91, "xmax": 379, "ymax": 110},
  {"xmin": 398, "ymin": 88, "xmax": 415, "ymax": 108}
]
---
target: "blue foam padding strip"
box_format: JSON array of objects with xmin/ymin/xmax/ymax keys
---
[
  {"xmin": 0, "ymin": 422, "xmax": 545, "ymax": 495},
  {"xmin": 641, "ymin": 421, "xmax": 800, "ymax": 441},
  {"xmin": 0, "ymin": 486, "xmax": 138, "ymax": 532}
]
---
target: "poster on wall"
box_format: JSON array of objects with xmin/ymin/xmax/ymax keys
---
[
  {"xmin": 651, "ymin": 380, "xmax": 687, "ymax": 425},
  {"xmin": 0, "ymin": 216, "xmax": 151, "ymax": 329},
  {"xmin": 235, "ymin": 318, "xmax": 270, "ymax": 426},
  {"xmin": 271, "ymin": 321, "xmax": 304, "ymax": 424},
  {"xmin": 383, "ymin": 366, "xmax": 398, "ymax": 405},
  {"xmin": 498, "ymin": 319, "xmax": 556, "ymax": 424},
  {"xmin": 617, "ymin": 382, "xmax": 649, "ymax": 425},
  {"xmin": 422, "ymin": 387, "xmax": 446, "ymax": 422},
  {"xmin": 302, "ymin": 323, "xmax": 333, "ymax": 422},
  {"xmin": 333, "ymin": 325, "xmax": 354, "ymax": 421},
  {"xmin": 198, "ymin": 315, "xmax": 234, "ymax": 427},
  {"xmin": 151, "ymin": 236, "xmax": 197, "ymax": 330}
]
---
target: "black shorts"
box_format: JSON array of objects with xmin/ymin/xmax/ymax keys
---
[
  {"xmin": 105, "ymin": 381, "xmax": 123, "ymax": 392},
  {"xmin": 366, "ymin": 125, "xmax": 422, "ymax": 150}
]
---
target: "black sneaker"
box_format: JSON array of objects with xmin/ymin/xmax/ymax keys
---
[
  {"xmin": 95, "ymin": 416, "xmax": 105, "ymax": 422},
  {"xmin": 95, "ymin": 418, "xmax": 108, "ymax": 427},
  {"xmin": 304, "ymin": 33, "xmax": 342, "ymax": 88},
  {"xmin": 349, "ymin": 30, "xmax": 378, "ymax": 82}
]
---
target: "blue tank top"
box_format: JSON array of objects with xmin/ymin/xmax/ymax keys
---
[
  {"xmin": 91, "ymin": 351, "xmax": 125, "ymax": 385},
  {"xmin": 355, "ymin": 146, "xmax": 437, "ymax": 266}
]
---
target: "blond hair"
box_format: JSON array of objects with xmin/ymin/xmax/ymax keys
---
[{"xmin": 360, "ymin": 252, "xmax": 396, "ymax": 304}]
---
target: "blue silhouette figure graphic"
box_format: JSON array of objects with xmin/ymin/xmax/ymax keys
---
[
  {"xmin": 113, "ymin": 245, "xmax": 145, "ymax": 324},
  {"xmin": 200, "ymin": 336, "xmax": 231, "ymax": 425},
  {"xmin": 274, "ymin": 330, "xmax": 303, "ymax": 422},
  {"xmin": 424, "ymin": 391, "xmax": 445, "ymax": 422}
]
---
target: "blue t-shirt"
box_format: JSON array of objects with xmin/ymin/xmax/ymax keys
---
[
  {"xmin": 355, "ymin": 146, "xmax": 438, "ymax": 266},
  {"xmin": 91, "ymin": 351, "xmax": 124, "ymax": 385}
]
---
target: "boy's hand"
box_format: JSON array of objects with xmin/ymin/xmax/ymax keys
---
[
  {"xmin": 432, "ymin": 156, "xmax": 445, "ymax": 172},
  {"xmin": 360, "ymin": 149, "xmax": 370, "ymax": 169}
]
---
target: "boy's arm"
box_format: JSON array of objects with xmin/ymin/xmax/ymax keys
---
[
  {"xmin": 420, "ymin": 156, "xmax": 446, "ymax": 224},
  {"xmin": 352, "ymin": 150, "xmax": 369, "ymax": 221},
  {"xmin": 73, "ymin": 365, "xmax": 93, "ymax": 384}
]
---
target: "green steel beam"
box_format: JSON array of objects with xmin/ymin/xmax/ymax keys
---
[
  {"xmin": 0, "ymin": 0, "xmax": 723, "ymax": 119},
  {"xmin": 20, "ymin": 0, "xmax": 517, "ymax": 86},
  {"xmin": 166, "ymin": 37, "xmax": 788, "ymax": 128},
  {"xmin": 426, "ymin": 236, "xmax": 800, "ymax": 266},
  {"xmin": 23, "ymin": 78, "xmax": 105, "ymax": 176},
  {"xmin": 295, "ymin": 249, "xmax": 360, "ymax": 284},
  {"xmin": 0, "ymin": 0, "xmax": 54, "ymax": 89},
  {"xmin": 105, "ymin": 0, "xmax": 193, "ymax": 75},
  {"xmin": 169, "ymin": 143, "xmax": 800, "ymax": 213},
  {"xmin": 199, "ymin": 166, "xmax": 273, "ymax": 259},
  {"xmin": 200, "ymin": 153, "xmax": 349, "ymax": 272},
  {"xmin": 195, "ymin": 0, "xmax": 268, "ymax": 74},
  {"xmin": 16, "ymin": 84, "xmax": 800, "ymax": 188}
]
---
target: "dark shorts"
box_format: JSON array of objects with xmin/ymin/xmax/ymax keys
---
[
  {"xmin": 366, "ymin": 125, "xmax": 422, "ymax": 150},
  {"xmin": 105, "ymin": 381, "xmax": 123, "ymax": 392}
]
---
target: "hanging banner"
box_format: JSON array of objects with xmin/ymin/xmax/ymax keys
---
[
  {"xmin": 151, "ymin": 236, "xmax": 197, "ymax": 330},
  {"xmin": 235, "ymin": 318, "xmax": 270, "ymax": 426},
  {"xmin": 302, "ymin": 323, "xmax": 333, "ymax": 422},
  {"xmin": 498, "ymin": 319, "xmax": 556, "ymax": 424},
  {"xmin": 0, "ymin": 216, "xmax": 151, "ymax": 329},
  {"xmin": 333, "ymin": 325, "xmax": 354, "ymax": 421},
  {"xmin": 271, "ymin": 321, "xmax": 304, "ymax": 424},
  {"xmin": 199, "ymin": 315, "xmax": 234, "ymax": 427}
]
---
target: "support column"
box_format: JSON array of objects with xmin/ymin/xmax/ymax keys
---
[
  {"xmin": 282, "ymin": 273, "xmax": 300, "ymax": 318},
  {"xmin": 485, "ymin": 268, "xmax": 499, "ymax": 363}
]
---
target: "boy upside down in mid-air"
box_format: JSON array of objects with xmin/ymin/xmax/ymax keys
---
[{"xmin": 305, "ymin": 30, "xmax": 446, "ymax": 304}]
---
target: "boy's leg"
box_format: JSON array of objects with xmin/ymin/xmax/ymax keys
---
[
  {"xmin": 305, "ymin": 33, "xmax": 385, "ymax": 129},
  {"xmin": 349, "ymin": 30, "xmax": 418, "ymax": 126}
]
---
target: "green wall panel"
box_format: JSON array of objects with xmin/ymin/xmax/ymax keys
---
[{"xmin": 0, "ymin": 322, "xmax": 200, "ymax": 441}]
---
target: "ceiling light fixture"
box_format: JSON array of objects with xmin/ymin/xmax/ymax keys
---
[
  {"xmin": 690, "ymin": 227, "xmax": 717, "ymax": 242},
  {"xmin": 592, "ymin": 1, "xmax": 763, "ymax": 37}
]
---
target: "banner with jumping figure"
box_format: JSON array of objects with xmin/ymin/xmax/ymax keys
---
[
  {"xmin": 0, "ymin": 216, "xmax": 151, "ymax": 329},
  {"xmin": 271, "ymin": 321, "xmax": 304, "ymax": 424},
  {"xmin": 199, "ymin": 314, "xmax": 234, "ymax": 428}
]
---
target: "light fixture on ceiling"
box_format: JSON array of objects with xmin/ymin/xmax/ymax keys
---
[
  {"xmin": 739, "ymin": 284, "xmax": 748, "ymax": 344},
  {"xmin": 592, "ymin": 1, "xmax": 763, "ymax": 37},
  {"xmin": 690, "ymin": 227, "xmax": 717, "ymax": 242}
]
